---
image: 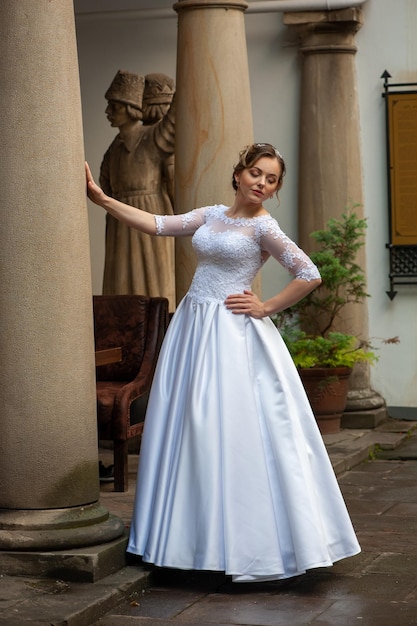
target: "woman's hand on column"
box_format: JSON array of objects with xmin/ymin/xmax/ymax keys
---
[{"xmin": 85, "ymin": 162, "xmax": 107, "ymax": 206}]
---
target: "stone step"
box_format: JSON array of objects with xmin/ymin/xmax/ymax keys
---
[
  {"xmin": 324, "ymin": 419, "xmax": 417, "ymax": 475},
  {"xmin": 0, "ymin": 565, "xmax": 150, "ymax": 626}
]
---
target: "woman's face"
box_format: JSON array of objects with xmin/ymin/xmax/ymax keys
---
[{"xmin": 234, "ymin": 156, "xmax": 282, "ymax": 205}]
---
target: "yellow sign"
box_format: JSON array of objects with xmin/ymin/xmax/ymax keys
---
[{"xmin": 388, "ymin": 93, "xmax": 417, "ymax": 245}]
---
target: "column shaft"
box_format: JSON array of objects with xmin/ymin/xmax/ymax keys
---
[
  {"xmin": 285, "ymin": 8, "xmax": 386, "ymax": 424},
  {"xmin": 173, "ymin": 0, "xmax": 255, "ymax": 302},
  {"xmin": 0, "ymin": 0, "xmax": 123, "ymax": 551},
  {"xmin": 286, "ymin": 8, "xmax": 364, "ymax": 248}
]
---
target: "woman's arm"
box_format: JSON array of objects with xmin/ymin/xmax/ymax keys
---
[
  {"xmin": 225, "ymin": 279, "xmax": 321, "ymax": 319},
  {"xmin": 225, "ymin": 218, "xmax": 321, "ymax": 319},
  {"xmin": 85, "ymin": 162, "xmax": 156, "ymax": 235}
]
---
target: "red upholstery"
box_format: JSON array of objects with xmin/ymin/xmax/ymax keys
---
[{"xmin": 93, "ymin": 295, "xmax": 169, "ymax": 491}]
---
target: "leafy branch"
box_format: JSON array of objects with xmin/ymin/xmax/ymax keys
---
[{"xmin": 277, "ymin": 208, "xmax": 369, "ymax": 338}]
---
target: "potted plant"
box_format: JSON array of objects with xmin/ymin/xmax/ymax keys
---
[
  {"xmin": 272, "ymin": 209, "xmax": 397, "ymax": 434},
  {"xmin": 277, "ymin": 326, "xmax": 378, "ymax": 435}
]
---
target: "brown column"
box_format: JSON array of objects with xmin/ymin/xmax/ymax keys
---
[
  {"xmin": 173, "ymin": 0, "xmax": 257, "ymax": 302},
  {"xmin": 284, "ymin": 8, "xmax": 386, "ymax": 427},
  {"xmin": 0, "ymin": 0, "xmax": 123, "ymax": 566}
]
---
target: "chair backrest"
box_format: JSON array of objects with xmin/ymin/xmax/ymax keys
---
[{"xmin": 93, "ymin": 295, "xmax": 167, "ymax": 382}]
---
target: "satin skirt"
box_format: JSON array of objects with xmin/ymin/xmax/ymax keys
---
[{"xmin": 127, "ymin": 295, "xmax": 360, "ymax": 582}]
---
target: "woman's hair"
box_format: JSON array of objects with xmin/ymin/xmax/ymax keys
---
[{"xmin": 232, "ymin": 143, "xmax": 286, "ymax": 192}]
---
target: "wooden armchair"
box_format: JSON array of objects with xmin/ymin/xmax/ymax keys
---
[{"xmin": 93, "ymin": 295, "xmax": 169, "ymax": 491}]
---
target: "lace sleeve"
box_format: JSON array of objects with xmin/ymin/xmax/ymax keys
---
[
  {"xmin": 259, "ymin": 218, "xmax": 321, "ymax": 281},
  {"xmin": 154, "ymin": 207, "xmax": 207, "ymax": 236}
]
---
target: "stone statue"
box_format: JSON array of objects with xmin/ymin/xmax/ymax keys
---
[
  {"xmin": 143, "ymin": 73, "xmax": 175, "ymax": 125},
  {"xmin": 143, "ymin": 73, "xmax": 176, "ymax": 210},
  {"xmin": 99, "ymin": 70, "xmax": 176, "ymax": 310}
]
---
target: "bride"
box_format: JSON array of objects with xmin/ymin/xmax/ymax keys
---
[{"xmin": 86, "ymin": 142, "xmax": 360, "ymax": 582}]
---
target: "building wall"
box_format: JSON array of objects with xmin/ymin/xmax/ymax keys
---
[
  {"xmin": 355, "ymin": 0, "xmax": 417, "ymax": 409},
  {"xmin": 75, "ymin": 0, "xmax": 417, "ymax": 410}
]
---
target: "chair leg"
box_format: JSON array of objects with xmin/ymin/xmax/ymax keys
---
[{"xmin": 113, "ymin": 440, "xmax": 129, "ymax": 492}]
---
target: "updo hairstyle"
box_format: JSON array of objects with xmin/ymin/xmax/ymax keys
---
[{"xmin": 232, "ymin": 143, "xmax": 286, "ymax": 192}]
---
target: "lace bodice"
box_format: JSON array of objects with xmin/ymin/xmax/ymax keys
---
[{"xmin": 155, "ymin": 204, "xmax": 320, "ymax": 304}]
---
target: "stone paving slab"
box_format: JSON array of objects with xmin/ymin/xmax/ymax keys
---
[
  {"xmin": 94, "ymin": 560, "xmax": 417, "ymax": 625},
  {"xmin": 324, "ymin": 419, "xmax": 417, "ymax": 475},
  {"xmin": 0, "ymin": 567, "xmax": 149, "ymax": 626},
  {"xmin": 376, "ymin": 434, "xmax": 417, "ymax": 459}
]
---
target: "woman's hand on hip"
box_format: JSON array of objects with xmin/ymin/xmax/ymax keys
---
[{"xmin": 224, "ymin": 290, "xmax": 266, "ymax": 319}]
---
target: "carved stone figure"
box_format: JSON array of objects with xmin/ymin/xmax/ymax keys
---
[
  {"xmin": 100, "ymin": 70, "xmax": 176, "ymax": 309},
  {"xmin": 143, "ymin": 73, "xmax": 176, "ymax": 209},
  {"xmin": 143, "ymin": 73, "xmax": 175, "ymax": 125}
]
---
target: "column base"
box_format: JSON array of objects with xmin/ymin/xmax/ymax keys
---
[
  {"xmin": 0, "ymin": 533, "xmax": 128, "ymax": 582},
  {"xmin": 342, "ymin": 405, "xmax": 388, "ymax": 429},
  {"xmin": 346, "ymin": 386, "xmax": 386, "ymax": 412},
  {"xmin": 0, "ymin": 503, "xmax": 124, "ymax": 551},
  {"xmin": 343, "ymin": 386, "xmax": 388, "ymax": 428}
]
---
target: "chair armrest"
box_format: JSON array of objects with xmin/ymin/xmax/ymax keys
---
[{"xmin": 112, "ymin": 298, "xmax": 169, "ymax": 439}]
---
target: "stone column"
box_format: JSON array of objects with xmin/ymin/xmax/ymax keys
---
[
  {"xmin": 284, "ymin": 8, "xmax": 386, "ymax": 427},
  {"xmin": 173, "ymin": 0, "xmax": 256, "ymax": 302},
  {"xmin": 0, "ymin": 0, "xmax": 123, "ymax": 568}
]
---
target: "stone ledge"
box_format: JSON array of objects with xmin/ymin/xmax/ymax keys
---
[
  {"xmin": 0, "ymin": 534, "xmax": 129, "ymax": 583},
  {"xmin": 341, "ymin": 406, "xmax": 388, "ymax": 430},
  {"xmin": 324, "ymin": 420, "xmax": 417, "ymax": 476}
]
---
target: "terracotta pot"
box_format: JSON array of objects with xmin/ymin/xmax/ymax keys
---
[{"xmin": 298, "ymin": 367, "xmax": 352, "ymax": 435}]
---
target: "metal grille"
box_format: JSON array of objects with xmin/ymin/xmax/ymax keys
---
[{"xmin": 386, "ymin": 244, "xmax": 417, "ymax": 299}]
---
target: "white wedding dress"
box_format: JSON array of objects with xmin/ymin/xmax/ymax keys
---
[{"xmin": 127, "ymin": 204, "xmax": 360, "ymax": 582}]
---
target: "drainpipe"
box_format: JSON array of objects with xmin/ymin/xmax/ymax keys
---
[{"xmin": 76, "ymin": 1, "xmax": 368, "ymax": 21}]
